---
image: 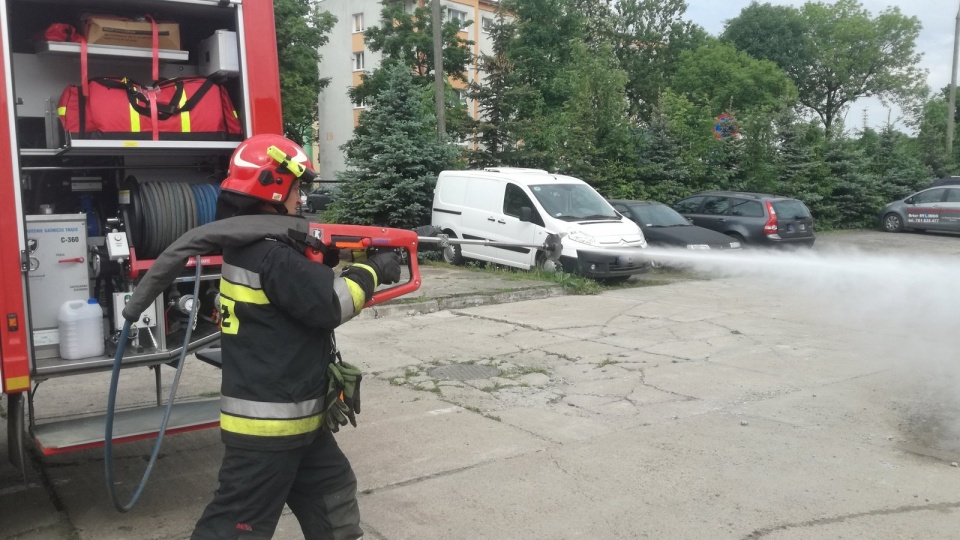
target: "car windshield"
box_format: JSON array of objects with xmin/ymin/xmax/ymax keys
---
[
  {"xmin": 529, "ymin": 183, "xmax": 619, "ymax": 222},
  {"xmin": 772, "ymin": 200, "xmax": 811, "ymax": 219},
  {"xmin": 630, "ymin": 204, "xmax": 689, "ymax": 227}
]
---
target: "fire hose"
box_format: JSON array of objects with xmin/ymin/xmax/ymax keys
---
[{"xmin": 103, "ymin": 215, "xmax": 561, "ymax": 511}]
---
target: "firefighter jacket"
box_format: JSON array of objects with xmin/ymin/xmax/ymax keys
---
[{"xmin": 217, "ymin": 237, "xmax": 368, "ymax": 451}]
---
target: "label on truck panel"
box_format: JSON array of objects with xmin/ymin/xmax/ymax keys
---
[{"xmin": 33, "ymin": 329, "xmax": 60, "ymax": 346}]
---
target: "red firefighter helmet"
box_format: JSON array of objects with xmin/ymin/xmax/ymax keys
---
[{"xmin": 221, "ymin": 134, "xmax": 315, "ymax": 204}]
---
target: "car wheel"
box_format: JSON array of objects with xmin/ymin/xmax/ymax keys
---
[
  {"xmin": 882, "ymin": 213, "xmax": 903, "ymax": 233},
  {"xmin": 305, "ymin": 202, "xmax": 315, "ymax": 214},
  {"xmin": 442, "ymin": 232, "xmax": 465, "ymax": 265},
  {"xmin": 728, "ymin": 232, "xmax": 747, "ymax": 248}
]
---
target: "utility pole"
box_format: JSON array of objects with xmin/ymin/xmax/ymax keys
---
[
  {"xmin": 432, "ymin": 0, "xmax": 446, "ymax": 138},
  {"xmin": 949, "ymin": 2, "xmax": 960, "ymax": 153}
]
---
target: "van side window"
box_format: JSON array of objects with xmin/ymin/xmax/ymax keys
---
[{"xmin": 504, "ymin": 183, "xmax": 543, "ymax": 226}]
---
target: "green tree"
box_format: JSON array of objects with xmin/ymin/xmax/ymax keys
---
[
  {"xmin": 553, "ymin": 40, "xmax": 636, "ymax": 195},
  {"xmin": 670, "ymin": 40, "xmax": 797, "ymax": 116},
  {"xmin": 859, "ymin": 124, "xmax": 931, "ymax": 202},
  {"xmin": 916, "ymin": 90, "xmax": 956, "ymax": 177},
  {"xmin": 328, "ymin": 65, "xmax": 462, "ymax": 228},
  {"xmin": 605, "ymin": 0, "xmax": 708, "ymax": 122},
  {"xmin": 630, "ymin": 103, "xmax": 690, "ymax": 202},
  {"xmin": 724, "ymin": 0, "xmax": 927, "ymax": 135},
  {"xmin": 468, "ymin": 11, "xmax": 528, "ymax": 167},
  {"xmin": 821, "ymin": 138, "xmax": 877, "ymax": 228},
  {"xmin": 274, "ymin": 0, "xmax": 336, "ymax": 145}
]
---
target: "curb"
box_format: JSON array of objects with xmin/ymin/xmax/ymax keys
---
[{"xmin": 359, "ymin": 285, "xmax": 566, "ymax": 319}]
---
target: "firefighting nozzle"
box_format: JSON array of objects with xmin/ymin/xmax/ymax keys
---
[
  {"xmin": 417, "ymin": 231, "xmax": 564, "ymax": 263},
  {"xmin": 303, "ymin": 223, "xmax": 422, "ymax": 307},
  {"xmin": 266, "ymin": 145, "xmax": 317, "ymax": 183},
  {"xmin": 105, "ymin": 255, "xmax": 202, "ymax": 512}
]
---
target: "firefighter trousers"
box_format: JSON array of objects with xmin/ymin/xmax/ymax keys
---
[{"xmin": 191, "ymin": 429, "xmax": 363, "ymax": 540}]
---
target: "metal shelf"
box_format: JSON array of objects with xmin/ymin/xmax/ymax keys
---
[
  {"xmin": 35, "ymin": 41, "xmax": 190, "ymax": 62},
  {"xmin": 32, "ymin": 327, "xmax": 222, "ymax": 378},
  {"xmin": 58, "ymin": 138, "xmax": 240, "ymax": 156}
]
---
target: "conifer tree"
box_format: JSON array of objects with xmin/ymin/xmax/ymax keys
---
[{"xmin": 328, "ymin": 65, "xmax": 461, "ymax": 228}]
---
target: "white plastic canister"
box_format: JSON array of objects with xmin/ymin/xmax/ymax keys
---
[{"xmin": 58, "ymin": 299, "xmax": 105, "ymax": 360}]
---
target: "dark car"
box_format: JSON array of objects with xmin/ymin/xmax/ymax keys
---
[
  {"xmin": 304, "ymin": 185, "xmax": 339, "ymax": 213},
  {"xmin": 878, "ymin": 185, "xmax": 960, "ymax": 233},
  {"xmin": 928, "ymin": 176, "xmax": 960, "ymax": 188},
  {"xmin": 672, "ymin": 191, "xmax": 815, "ymax": 248},
  {"xmin": 609, "ymin": 199, "xmax": 742, "ymax": 251}
]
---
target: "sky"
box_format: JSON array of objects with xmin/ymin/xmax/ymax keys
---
[{"xmin": 683, "ymin": 0, "xmax": 958, "ymax": 133}]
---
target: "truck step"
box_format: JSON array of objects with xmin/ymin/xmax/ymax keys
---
[{"xmin": 31, "ymin": 399, "xmax": 220, "ymax": 456}]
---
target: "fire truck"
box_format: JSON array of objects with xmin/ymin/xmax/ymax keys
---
[{"xmin": 0, "ymin": 0, "xmax": 283, "ymax": 477}]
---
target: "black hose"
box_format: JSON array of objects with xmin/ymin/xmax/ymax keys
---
[{"xmin": 104, "ymin": 255, "xmax": 203, "ymax": 512}]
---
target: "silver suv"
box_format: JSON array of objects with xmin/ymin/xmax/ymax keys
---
[{"xmin": 673, "ymin": 191, "xmax": 815, "ymax": 248}]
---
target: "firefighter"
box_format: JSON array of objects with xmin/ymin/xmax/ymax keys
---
[{"xmin": 191, "ymin": 134, "xmax": 399, "ymax": 540}]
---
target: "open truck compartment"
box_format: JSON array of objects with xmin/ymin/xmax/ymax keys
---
[{"xmin": 0, "ymin": 0, "xmax": 273, "ymax": 461}]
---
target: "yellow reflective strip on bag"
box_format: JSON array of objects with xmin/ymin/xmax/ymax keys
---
[
  {"xmin": 220, "ymin": 280, "xmax": 269, "ymax": 304},
  {"xmin": 179, "ymin": 89, "xmax": 191, "ymax": 133},
  {"xmin": 129, "ymin": 104, "xmax": 141, "ymax": 132},
  {"xmin": 220, "ymin": 413, "xmax": 321, "ymax": 437},
  {"xmin": 57, "ymin": 106, "xmax": 66, "ymax": 116}
]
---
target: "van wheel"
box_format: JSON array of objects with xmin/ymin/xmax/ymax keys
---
[{"xmin": 442, "ymin": 232, "xmax": 464, "ymax": 265}]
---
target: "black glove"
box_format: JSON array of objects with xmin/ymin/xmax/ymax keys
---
[
  {"xmin": 322, "ymin": 246, "xmax": 341, "ymax": 268},
  {"xmin": 366, "ymin": 252, "xmax": 402, "ymax": 285}
]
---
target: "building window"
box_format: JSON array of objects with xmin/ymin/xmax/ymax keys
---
[
  {"xmin": 352, "ymin": 52, "xmax": 364, "ymax": 71},
  {"xmin": 454, "ymin": 89, "xmax": 467, "ymax": 104},
  {"xmin": 354, "ymin": 98, "xmax": 368, "ymax": 110},
  {"xmin": 448, "ymin": 8, "xmax": 468, "ymax": 28},
  {"xmin": 352, "ymin": 13, "xmax": 364, "ymax": 33},
  {"xmin": 481, "ymin": 16, "xmax": 493, "ymax": 33}
]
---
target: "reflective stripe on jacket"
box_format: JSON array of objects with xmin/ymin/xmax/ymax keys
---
[{"xmin": 217, "ymin": 238, "xmax": 365, "ymax": 450}]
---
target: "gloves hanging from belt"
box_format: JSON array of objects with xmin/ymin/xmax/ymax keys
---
[{"xmin": 324, "ymin": 354, "xmax": 363, "ymax": 433}]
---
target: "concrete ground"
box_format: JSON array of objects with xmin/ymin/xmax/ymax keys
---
[{"xmin": 2, "ymin": 230, "xmax": 960, "ymax": 539}]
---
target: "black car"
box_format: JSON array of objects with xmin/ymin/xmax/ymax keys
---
[
  {"xmin": 304, "ymin": 185, "xmax": 338, "ymax": 213},
  {"xmin": 928, "ymin": 176, "xmax": 960, "ymax": 188},
  {"xmin": 609, "ymin": 199, "xmax": 743, "ymax": 251},
  {"xmin": 672, "ymin": 191, "xmax": 815, "ymax": 248}
]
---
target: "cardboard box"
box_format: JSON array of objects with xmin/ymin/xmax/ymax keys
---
[{"xmin": 82, "ymin": 15, "xmax": 181, "ymax": 51}]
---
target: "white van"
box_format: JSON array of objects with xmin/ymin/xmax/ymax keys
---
[{"xmin": 431, "ymin": 168, "xmax": 648, "ymax": 279}]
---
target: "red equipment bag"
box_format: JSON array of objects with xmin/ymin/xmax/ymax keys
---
[
  {"xmin": 33, "ymin": 23, "xmax": 84, "ymax": 43},
  {"xmin": 58, "ymin": 77, "xmax": 242, "ymax": 141}
]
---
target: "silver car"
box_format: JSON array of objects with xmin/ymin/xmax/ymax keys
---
[{"xmin": 879, "ymin": 186, "xmax": 960, "ymax": 233}]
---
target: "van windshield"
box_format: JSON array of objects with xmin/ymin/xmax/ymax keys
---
[{"xmin": 529, "ymin": 183, "xmax": 619, "ymax": 222}]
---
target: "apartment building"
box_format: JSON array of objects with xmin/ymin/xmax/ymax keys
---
[{"xmin": 316, "ymin": 0, "xmax": 501, "ymax": 180}]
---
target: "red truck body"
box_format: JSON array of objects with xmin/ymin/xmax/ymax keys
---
[{"xmin": 0, "ymin": 0, "xmax": 283, "ymax": 467}]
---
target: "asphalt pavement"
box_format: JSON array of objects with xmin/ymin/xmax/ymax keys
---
[{"xmin": 3, "ymin": 230, "xmax": 960, "ymax": 539}]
